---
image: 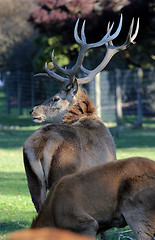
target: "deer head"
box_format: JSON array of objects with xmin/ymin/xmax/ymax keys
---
[{"xmin": 30, "ymin": 15, "xmax": 139, "ymax": 123}]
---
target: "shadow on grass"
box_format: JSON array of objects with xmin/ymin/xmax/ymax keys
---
[
  {"xmin": 1, "ymin": 111, "xmax": 155, "ymax": 152},
  {"xmin": 1, "ymin": 124, "xmax": 155, "ymax": 151},
  {"xmin": 115, "ymin": 128, "xmax": 155, "ymax": 149},
  {"xmin": 0, "ymin": 128, "xmax": 36, "ymax": 149},
  {"xmin": 0, "ymin": 219, "xmax": 32, "ymax": 236},
  {"xmin": 0, "ymin": 114, "xmax": 38, "ymax": 128},
  {"xmin": 0, "ymin": 172, "xmax": 29, "ymax": 196}
]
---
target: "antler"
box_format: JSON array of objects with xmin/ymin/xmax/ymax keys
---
[
  {"xmin": 79, "ymin": 17, "xmax": 139, "ymax": 84},
  {"xmin": 35, "ymin": 15, "xmax": 139, "ymax": 88},
  {"xmin": 50, "ymin": 16, "xmax": 121, "ymax": 79},
  {"xmin": 35, "ymin": 15, "xmax": 122, "ymax": 87}
]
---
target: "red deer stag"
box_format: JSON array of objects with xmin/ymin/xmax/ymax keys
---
[
  {"xmin": 23, "ymin": 15, "xmax": 139, "ymax": 213},
  {"xmin": 6, "ymin": 228, "xmax": 94, "ymax": 240},
  {"xmin": 31, "ymin": 157, "xmax": 155, "ymax": 240}
]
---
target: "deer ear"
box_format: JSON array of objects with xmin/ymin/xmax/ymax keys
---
[
  {"xmin": 66, "ymin": 79, "xmax": 79, "ymax": 101},
  {"xmin": 72, "ymin": 78, "xmax": 78, "ymax": 96},
  {"xmin": 67, "ymin": 78, "xmax": 78, "ymax": 95}
]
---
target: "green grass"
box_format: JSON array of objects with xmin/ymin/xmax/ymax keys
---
[
  {"xmin": 0, "ymin": 89, "xmax": 155, "ymax": 239},
  {"xmin": 115, "ymin": 125, "xmax": 155, "ymax": 160},
  {"xmin": 0, "ymin": 126, "xmax": 39, "ymax": 239},
  {"xmin": 0, "ymin": 90, "xmax": 40, "ymax": 239}
]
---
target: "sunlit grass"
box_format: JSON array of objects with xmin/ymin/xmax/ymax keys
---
[
  {"xmin": 116, "ymin": 147, "xmax": 155, "ymax": 160},
  {"xmin": 0, "ymin": 131, "xmax": 37, "ymax": 240}
]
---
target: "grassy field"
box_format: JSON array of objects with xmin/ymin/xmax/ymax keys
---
[{"xmin": 0, "ymin": 89, "xmax": 155, "ymax": 240}]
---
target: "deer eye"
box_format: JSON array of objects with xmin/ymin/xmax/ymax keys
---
[{"xmin": 53, "ymin": 96, "xmax": 60, "ymax": 102}]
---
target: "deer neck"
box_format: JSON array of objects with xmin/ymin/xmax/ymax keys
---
[{"xmin": 63, "ymin": 88, "xmax": 97, "ymax": 124}]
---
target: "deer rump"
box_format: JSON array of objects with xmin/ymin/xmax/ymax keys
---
[
  {"xmin": 23, "ymin": 91, "xmax": 116, "ymax": 212},
  {"xmin": 31, "ymin": 157, "xmax": 155, "ymax": 240}
]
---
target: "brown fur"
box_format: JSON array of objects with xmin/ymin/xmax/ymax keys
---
[
  {"xmin": 63, "ymin": 97, "xmax": 96, "ymax": 124},
  {"xmin": 6, "ymin": 228, "xmax": 94, "ymax": 240},
  {"xmin": 31, "ymin": 157, "xmax": 155, "ymax": 240},
  {"xmin": 23, "ymin": 88, "xmax": 116, "ymax": 212}
]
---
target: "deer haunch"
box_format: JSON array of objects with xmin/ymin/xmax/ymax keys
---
[
  {"xmin": 6, "ymin": 228, "xmax": 94, "ymax": 240},
  {"xmin": 23, "ymin": 89, "xmax": 116, "ymax": 212},
  {"xmin": 31, "ymin": 157, "xmax": 155, "ymax": 240}
]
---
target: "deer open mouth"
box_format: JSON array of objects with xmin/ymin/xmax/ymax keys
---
[{"xmin": 32, "ymin": 117, "xmax": 44, "ymax": 123}]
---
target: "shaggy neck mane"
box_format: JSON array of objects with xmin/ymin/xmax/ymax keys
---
[{"xmin": 63, "ymin": 88, "xmax": 97, "ymax": 124}]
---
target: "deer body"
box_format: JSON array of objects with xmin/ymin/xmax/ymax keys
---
[
  {"xmin": 31, "ymin": 157, "xmax": 155, "ymax": 240},
  {"xmin": 24, "ymin": 16, "xmax": 139, "ymax": 217},
  {"xmin": 24, "ymin": 89, "xmax": 116, "ymax": 212}
]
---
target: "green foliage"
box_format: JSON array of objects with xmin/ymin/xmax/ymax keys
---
[{"xmin": 33, "ymin": 34, "xmax": 80, "ymax": 71}]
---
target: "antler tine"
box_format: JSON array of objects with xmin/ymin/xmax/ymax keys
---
[
  {"xmin": 51, "ymin": 50, "xmax": 73, "ymax": 77},
  {"xmin": 106, "ymin": 22, "xmax": 113, "ymax": 46},
  {"xmin": 78, "ymin": 17, "xmax": 139, "ymax": 85},
  {"xmin": 129, "ymin": 17, "xmax": 140, "ymax": 43},
  {"xmin": 115, "ymin": 17, "xmax": 140, "ymax": 51},
  {"xmin": 34, "ymin": 60, "xmax": 71, "ymax": 85},
  {"xmin": 44, "ymin": 63, "xmax": 69, "ymax": 83},
  {"xmin": 81, "ymin": 20, "xmax": 87, "ymax": 43},
  {"xmin": 34, "ymin": 73, "xmax": 50, "ymax": 78}
]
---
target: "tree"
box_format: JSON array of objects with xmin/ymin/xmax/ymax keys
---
[
  {"xmin": 29, "ymin": 0, "xmax": 154, "ymax": 71},
  {"xmin": 0, "ymin": 0, "xmax": 37, "ymax": 71}
]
